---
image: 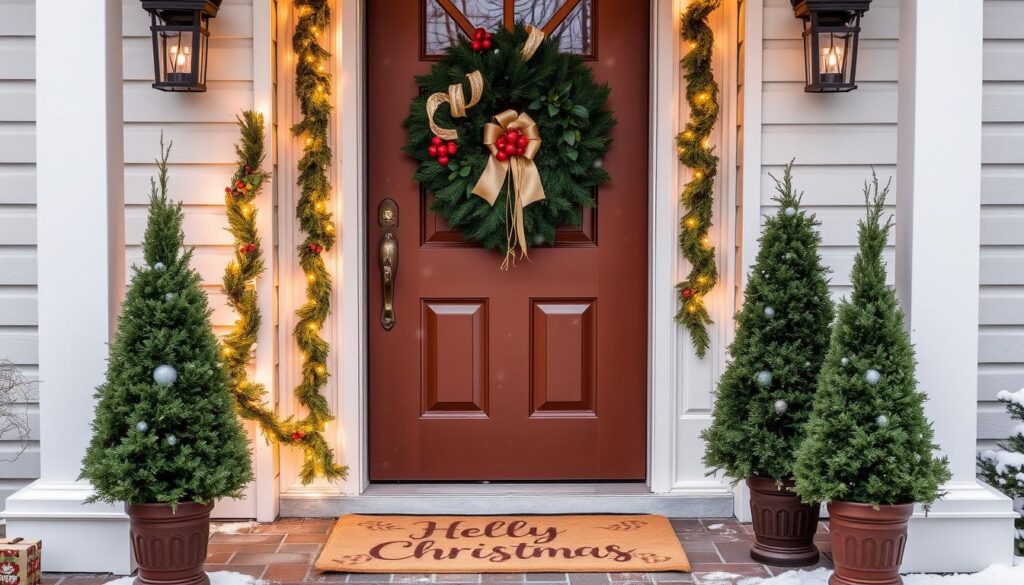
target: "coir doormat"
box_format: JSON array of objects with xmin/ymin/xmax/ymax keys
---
[{"xmin": 315, "ymin": 514, "xmax": 690, "ymax": 573}]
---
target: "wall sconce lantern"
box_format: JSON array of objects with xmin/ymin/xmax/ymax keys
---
[
  {"xmin": 140, "ymin": 0, "xmax": 222, "ymax": 92},
  {"xmin": 791, "ymin": 0, "xmax": 871, "ymax": 93}
]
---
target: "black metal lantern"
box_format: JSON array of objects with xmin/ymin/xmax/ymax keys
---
[
  {"xmin": 140, "ymin": 0, "xmax": 222, "ymax": 92},
  {"xmin": 791, "ymin": 0, "xmax": 871, "ymax": 93}
]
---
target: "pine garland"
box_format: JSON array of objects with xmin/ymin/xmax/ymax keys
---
[
  {"xmin": 288, "ymin": 0, "xmax": 345, "ymax": 483},
  {"xmin": 676, "ymin": 0, "xmax": 721, "ymax": 358},
  {"xmin": 222, "ymin": 111, "xmax": 342, "ymax": 481}
]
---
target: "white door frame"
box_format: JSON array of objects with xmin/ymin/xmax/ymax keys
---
[{"xmin": 275, "ymin": 0, "xmax": 738, "ymax": 506}]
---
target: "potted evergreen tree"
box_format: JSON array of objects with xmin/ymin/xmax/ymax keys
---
[
  {"xmin": 80, "ymin": 141, "xmax": 253, "ymax": 585},
  {"xmin": 794, "ymin": 176, "xmax": 951, "ymax": 585},
  {"xmin": 701, "ymin": 164, "xmax": 834, "ymax": 566}
]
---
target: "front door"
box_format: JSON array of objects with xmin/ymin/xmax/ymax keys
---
[{"xmin": 367, "ymin": 0, "xmax": 649, "ymax": 481}]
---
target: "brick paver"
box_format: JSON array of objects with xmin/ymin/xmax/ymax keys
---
[{"xmin": 40, "ymin": 517, "xmax": 835, "ymax": 585}]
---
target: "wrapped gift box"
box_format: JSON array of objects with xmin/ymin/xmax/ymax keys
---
[{"xmin": 0, "ymin": 539, "xmax": 41, "ymax": 585}]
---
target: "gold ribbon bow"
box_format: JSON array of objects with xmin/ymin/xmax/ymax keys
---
[
  {"xmin": 472, "ymin": 110, "xmax": 545, "ymax": 270},
  {"xmin": 425, "ymin": 25, "xmax": 546, "ymax": 141}
]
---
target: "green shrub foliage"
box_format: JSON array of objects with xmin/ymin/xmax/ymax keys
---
[
  {"xmin": 978, "ymin": 389, "xmax": 1024, "ymax": 554},
  {"xmin": 701, "ymin": 164, "xmax": 833, "ymax": 481},
  {"xmin": 794, "ymin": 175, "xmax": 951, "ymax": 507},
  {"xmin": 81, "ymin": 141, "xmax": 253, "ymax": 506}
]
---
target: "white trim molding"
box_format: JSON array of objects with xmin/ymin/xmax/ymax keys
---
[
  {"xmin": 895, "ymin": 0, "xmax": 1015, "ymax": 572},
  {"xmin": 2, "ymin": 0, "xmax": 132, "ymax": 574},
  {"xmin": 278, "ymin": 0, "xmax": 738, "ymax": 515}
]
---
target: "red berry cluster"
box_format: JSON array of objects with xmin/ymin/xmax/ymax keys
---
[
  {"xmin": 239, "ymin": 243, "xmax": 256, "ymax": 255},
  {"xmin": 494, "ymin": 128, "xmax": 529, "ymax": 162},
  {"xmin": 470, "ymin": 27, "xmax": 493, "ymax": 52},
  {"xmin": 291, "ymin": 430, "xmax": 306, "ymax": 441},
  {"xmin": 308, "ymin": 242, "xmax": 324, "ymax": 255},
  {"xmin": 428, "ymin": 135, "xmax": 458, "ymax": 167},
  {"xmin": 681, "ymin": 288, "xmax": 694, "ymax": 300}
]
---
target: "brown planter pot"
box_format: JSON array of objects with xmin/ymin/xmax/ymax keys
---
[
  {"xmin": 126, "ymin": 501, "xmax": 214, "ymax": 585},
  {"xmin": 827, "ymin": 500, "xmax": 914, "ymax": 585},
  {"xmin": 747, "ymin": 476, "xmax": 821, "ymax": 566}
]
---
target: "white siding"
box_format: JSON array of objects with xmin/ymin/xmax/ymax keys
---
[
  {"xmin": 121, "ymin": 0, "xmax": 254, "ymax": 330},
  {"xmin": 978, "ymin": 0, "xmax": 1024, "ymax": 449},
  {"xmin": 0, "ymin": 0, "xmax": 40, "ymax": 506},
  {"xmin": 757, "ymin": 0, "xmax": 899, "ymax": 305}
]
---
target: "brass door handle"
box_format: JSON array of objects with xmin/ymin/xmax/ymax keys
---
[{"xmin": 380, "ymin": 231, "xmax": 398, "ymax": 330}]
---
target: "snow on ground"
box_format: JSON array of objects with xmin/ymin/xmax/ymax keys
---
[
  {"xmin": 104, "ymin": 572, "xmax": 262, "ymax": 585},
  {"xmin": 736, "ymin": 565, "xmax": 1024, "ymax": 585},
  {"xmin": 210, "ymin": 521, "xmax": 257, "ymax": 535}
]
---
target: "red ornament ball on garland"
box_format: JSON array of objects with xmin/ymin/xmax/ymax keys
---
[
  {"xmin": 470, "ymin": 28, "xmax": 492, "ymax": 52},
  {"xmin": 247, "ymin": 243, "xmax": 256, "ymax": 253},
  {"xmin": 291, "ymin": 431, "xmax": 306, "ymax": 441},
  {"xmin": 239, "ymin": 245, "xmax": 249, "ymax": 254},
  {"xmin": 235, "ymin": 180, "xmax": 245, "ymax": 190},
  {"xmin": 682, "ymin": 288, "xmax": 694, "ymax": 300},
  {"xmin": 431, "ymin": 136, "xmax": 443, "ymax": 146},
  {"xmin": 428, "ymin": 145, "xmax": 439, "ymax": 157},
  {"xmin": 309, "ymin": 242, "xmax": 323, "ymax": 254},
  {"xmin": 446, "ymin": 141, "xmax": 458, "ymax": 155},
  {"xmin": 471, "ymin": 40, "xmax": 482, "ymax": 51},
  {"xmin": 495, "ymin": 151, "xmax": 508, "ymax": 162},
  {"xmin": 437, "ymin": 155, "xmax": 450, "ymax": 166}
]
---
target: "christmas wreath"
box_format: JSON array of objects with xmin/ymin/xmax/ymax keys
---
[{"xmin": 404, "ymin": 24, "xmax": 615, "ymax": 268}]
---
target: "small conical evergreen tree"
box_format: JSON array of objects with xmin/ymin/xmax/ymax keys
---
[
  {"xmin": 979, "ymin": 389, "xmax": 1024, "ymax": 554},
  {"xmin": 794, "ymin": 176, "xmax": 951, "ymax": 507},
  {"xmin": 81, "ymin": 140, "xmax": 252, "ymax": 506},
  {"xmin": 701, "ymin": 164, "xmax": 834, "ymax": 481}
]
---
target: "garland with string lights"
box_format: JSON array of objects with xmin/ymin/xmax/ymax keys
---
[
  {"xmin": 287, "ymin": 0, "xmax": 346, "ymax": 483},
  {"xmin": 222, "ymin": 111, "xmax": 340, "ymax": 479},
  {"xmin": 675, "ymin": 0, "xmax": 721, "ymax": 358}
]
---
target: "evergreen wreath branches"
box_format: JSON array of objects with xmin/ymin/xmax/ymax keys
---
[
  {"xmin": 288, "ymin": 0, "xmax": 345, "ymax": 483},
  {"xmin": 676, "ymin": 0, "xmax": 721, "ymax": 358},
  {"xmin": 404, "ymin": 24, "xmax": 615, "ymax": 255}
]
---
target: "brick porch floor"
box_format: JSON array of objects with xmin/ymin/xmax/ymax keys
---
[{"xmin": 42, "ymin": 518, "xmax": 834, "ymax": 585}]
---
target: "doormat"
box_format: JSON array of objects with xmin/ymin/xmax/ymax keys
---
[{"xmin": 315, "ymin": 514, "xmax": 690, "ymax": 574}]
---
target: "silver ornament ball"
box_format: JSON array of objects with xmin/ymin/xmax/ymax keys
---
[
  {"xmin": 875, "ymin": 415, "xmax": 889, "ymax": 427},
  {"xmin": 166, "ymin": 435, "xmax": 178, "ymax": 446},
  {"xmin": 841, "ymin": 357, "xmax": 850, "ymax": 366},
  {"xmin": 153, "ymin": 261, "xmax": 166, "ymax": 271},
  {"xmin": 164, "ymin": 292, "xmax": 174, "ymax": 302},
  {"xmin": 773, "ymin": 399, "xmax": 788, "ymax": 415},
  {"xmin": 763, "ymin": 306, "xmax": 775, "ymax": 318},
  {"xmin": 756, "ymin": 370, "xmax": 773, "ymax": 386},
  {"xmin": 136, "ymin": 421, "xmax": 149, "ymax": 432},
  {"xmin": 784, "ymin": 207, "xmax": 797, "ymax": 217},
  {"xmin": 153, "ymin": 364, "xmax": 177, "ymax": 386},
  {"xmin": 865, "ymin": 368, "xmax": 882, "ymax": 385}
]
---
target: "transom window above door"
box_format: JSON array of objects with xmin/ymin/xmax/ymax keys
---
[{"xmin": 424, "ymin": 0, "xmax": 595, "ymax": 58}]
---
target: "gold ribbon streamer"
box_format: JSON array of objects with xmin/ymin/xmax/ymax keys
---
[
  {"xmin": 426, "ymin": 70, "xmax": 484, "ymax": 141},
  {"xmin": 472, "ymin": 110, "xmax": 545, "ymax": 270},
  {"xmin": 425, "ymin": 26, "xmax": 547, "ymax": 141}
]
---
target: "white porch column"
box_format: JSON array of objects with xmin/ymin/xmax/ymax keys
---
[
  {"xmin": 895, "ymin": 0, "xmax": 1015, "ymax": 573},
  {"xmin": 2, "ymin": 0, "xmax": 132, "ymax": 574}
]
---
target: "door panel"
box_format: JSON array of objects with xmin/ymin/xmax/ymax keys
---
[{"xmin": 367, "ymin": 0, "xmax": 649, "ymax": 480}]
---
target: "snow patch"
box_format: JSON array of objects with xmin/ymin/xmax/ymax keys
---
[
  {"xmin": 700, "ymin": 572, "xmax": 744, "ymax": 583},
  {"xmin": 981, "ymin": 449, "xmax": 1024, "ymax": 474},
  {"xmin": 736, "ymin": 565, "xmax": 1024, "ymax": 585},
  {"xmin": 104, "ymin": 572, "xmax": 262, "ymax": 585},
  {"xmin": 210, "ymin": 521, "xmax": 256, "ymax": 535},
  {"xmin": 997, "ymin": 388, "xmax": 1024, "ymax": 406},
  {"xmin": 706, "ymin": 523, "xmax": 725, "ymax": 529}
]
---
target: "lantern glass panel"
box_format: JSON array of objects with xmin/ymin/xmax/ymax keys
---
[
  {"xmin": 817, "ymin": 30, "xmax": 852, "ymax": 86},
  {"xmin": 160, "ymin": 30, "xmax": 195, "ymax": 83}
]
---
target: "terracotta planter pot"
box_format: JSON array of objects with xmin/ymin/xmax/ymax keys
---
[
  {"xmin": 747, "ymin": 476, "xmax": 821, "ymax": 566},
  {"xmin": 827, "ymin": 500, "xmax": 914, "ymax": 585},
  {"xmin": 126, "ymin": 501, "xmax": 214, "ymax": 585}
]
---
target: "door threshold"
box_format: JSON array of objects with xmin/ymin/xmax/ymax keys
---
[{"xmin": 279, "ymin": 483, "xmax": 732, "ymax": 518}]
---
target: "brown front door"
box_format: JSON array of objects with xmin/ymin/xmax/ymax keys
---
[{"xmin": 367, "ymin": 0, "xmax": 649, "ymax": 481}]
